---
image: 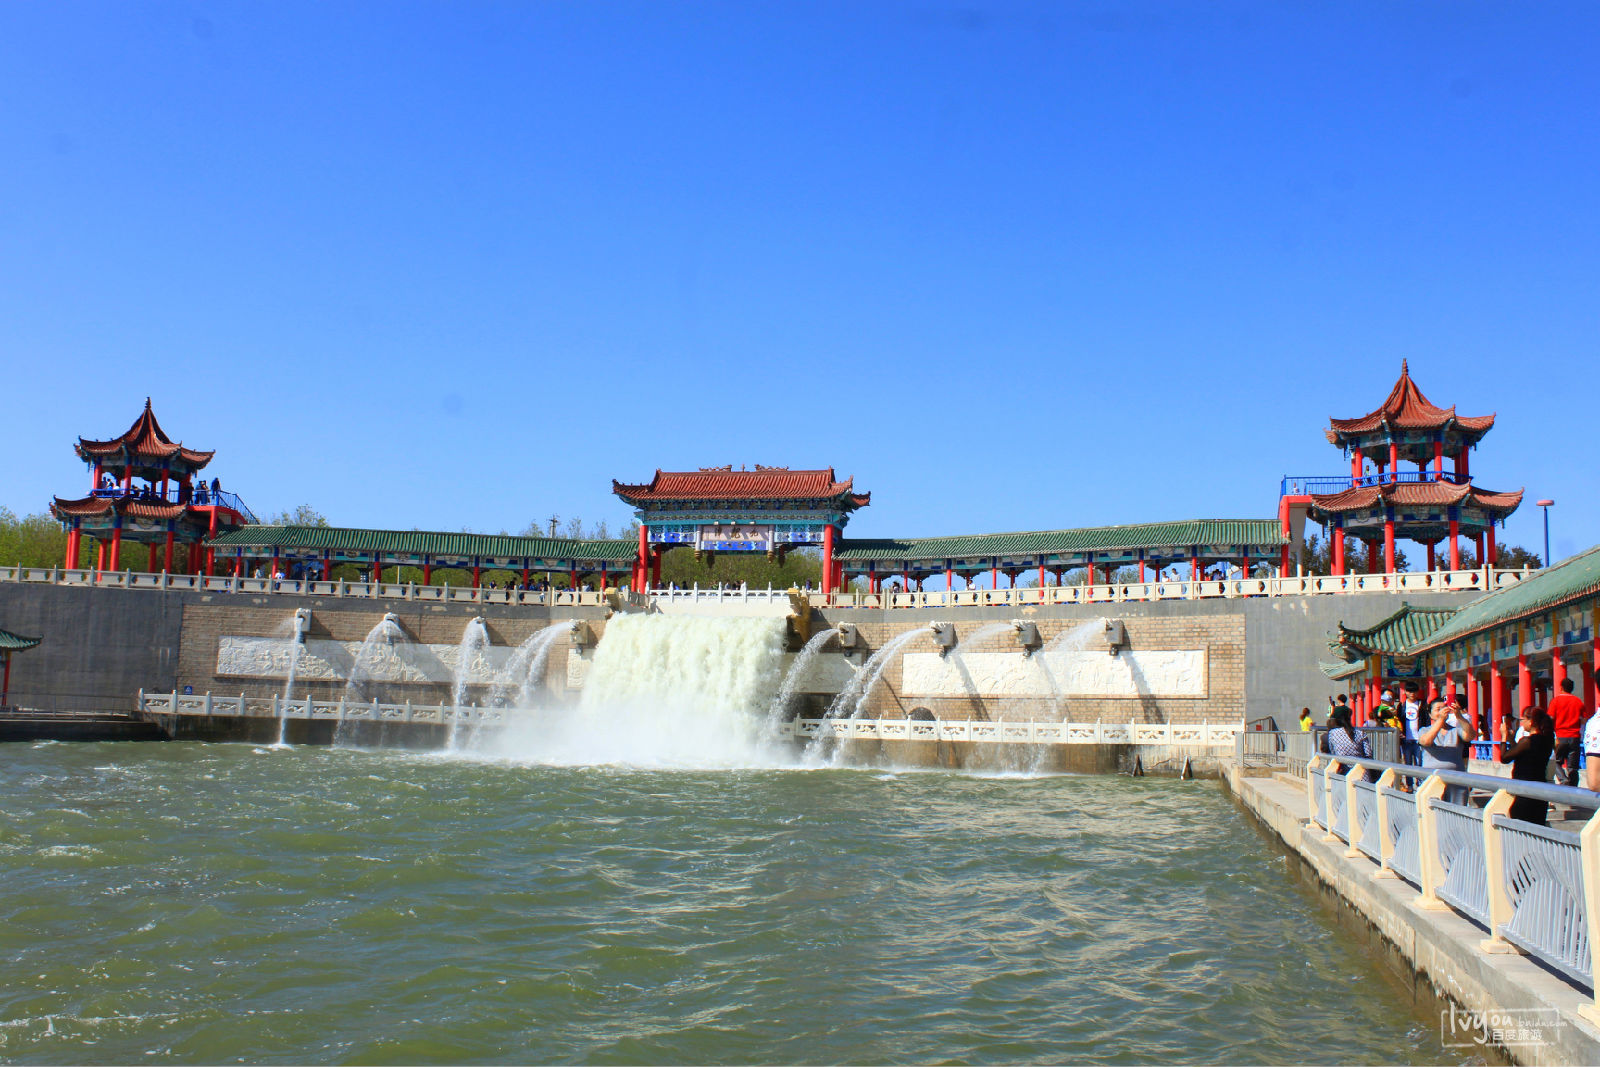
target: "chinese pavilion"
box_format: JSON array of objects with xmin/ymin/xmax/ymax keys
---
[
  {"xmin": 613, "ymin": 466, "xmax": 870, "ymax": 593},
  {"xmin": 50, "ymin": 400, "xmax": 256, "ymax": 575},
  {"xmin": 1290, "ymin": 362, "xmax": 1523, "ymax": 575}
]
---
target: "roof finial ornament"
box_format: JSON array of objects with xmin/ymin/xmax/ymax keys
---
[{"xmin": 1401, "ymin": 359, "xmax": 1408, "ymax": 374}]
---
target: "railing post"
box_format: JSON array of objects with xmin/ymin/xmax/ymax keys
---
[
  {"xmin": 1372, "ymin": 768, "xmax": 1400, "ymax": 879},
  {"xmin": 1478, "ymin": 788, "xmax": 1520, "ymax": 953},
  {"xmin": 1320, "ymin": 758, "xmax": 1343, "ymax": 841},
  {"xmin": 1344, "ymin": 765, "xmax": 1364, "ymax": 858},
  {"xmin": 1580, "ymin": 809, "xmax": 1600, "ymax": 1025},
  {"xmin": 1413, "ymin": 774, "xmax": 1451, "ymax": 911}
]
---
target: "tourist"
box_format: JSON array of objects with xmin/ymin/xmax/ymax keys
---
[
  {"xmin": 1321, "ymin": 706, "xmax": 1373, "ymax": 779},
  {"xmin": 1499, "ymin": 707, "xmax": 1556, "ymax": 826},
  {"xmin": 1299, "ymin": 708, "xmax": 1313, "ymax": 732},
  {"xmin": 1548, "ymin": 677, "xmax": 1587, "ymax": 787},
  {"xmin": 1399, "ymin": 683, "xmax": 1423, "ymax": 766},
  {"xmin": 1418, "ymin": 698, "xmax": 1476, "ymax": 805}
]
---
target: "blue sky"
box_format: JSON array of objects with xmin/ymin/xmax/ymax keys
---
[{"xmin": 2, "ymin": 2, "xmax": 1595, "ymax": 559}]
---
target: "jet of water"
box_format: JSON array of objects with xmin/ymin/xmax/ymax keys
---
[
  {"xmin": 448, "ymin": 618, "xmax": 491, "ymax": 750},
  {"xmin": 765, "ymin": 627, "xmax": 837, "ymax": 730}
]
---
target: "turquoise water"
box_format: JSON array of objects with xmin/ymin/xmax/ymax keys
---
[{"xmin": 0, "ymin": 742, "xmax": 1458, "ymax": 1064}]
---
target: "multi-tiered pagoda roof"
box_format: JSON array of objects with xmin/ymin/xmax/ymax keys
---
[
  {"xmin": 75, "ymin": 398, "xmax": 215, "ymax": 479},
  {"xmin": 1324, "ymin": 359, "xmax": 1496, "ymax": 463}
]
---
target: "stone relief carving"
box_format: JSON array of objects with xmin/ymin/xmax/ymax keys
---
[{"xmin": 901, "ymin": 649, "xmax": 1205, "ymax": 698}]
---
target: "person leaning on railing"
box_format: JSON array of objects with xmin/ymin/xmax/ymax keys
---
[
  {"xmin": 1500, "ymin": 707, "xmax": 1556, "ymax": 826},
  {"xmin": 1418, "ymin": 698, "xmax": 1477, "ymax": 805},
  {"xmin": 1321, "ymin": 705, "xmax": 1374, "ymax": 779}
]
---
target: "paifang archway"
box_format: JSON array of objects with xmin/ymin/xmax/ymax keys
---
[{"xmin": 612, "ymin": 466, "xmax": 870, "ymax": 592}]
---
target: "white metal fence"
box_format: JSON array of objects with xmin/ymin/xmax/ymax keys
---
[
  {"xmin": 1, "ymin": 564, "xmax": 1525, "ymax": 609},
  {"xmin": 1307, "ymin": 755, "xmax": 1600, "ymax": 997},
  {"xmin": 1, "ymin": 567, "xmax": 609, "ymax": 607},
  {"xmin": 788, "ymin": 717, "xmax": 1239, "ymax": 746}
]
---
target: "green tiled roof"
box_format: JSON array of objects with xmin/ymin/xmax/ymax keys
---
[
  {"xmin": 1320, "ymin": 660, "xmax": 1367, "ymax": 681},
  {"xmin": 207, "ymin": 525, "xmax": 638, "ymax": 563},
  {"xmin": 1406, "ymin": 544, "xmax": 1600, "ymax": 654},
  {"xmin": 1333, "ymin": 604, "xmax": 1459, "ymax": 657},
  {"xmin": 835, "ymin": 519, "xmax": 1284, "ymax": 562},
  {"xmin": 0, "ymin": 628, "xmax": 41, "ymax": 652}
]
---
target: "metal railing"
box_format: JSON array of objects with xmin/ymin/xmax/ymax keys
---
[
  {"xmin": 1280, "ymin": 471, "xmax": 1472, "ymax": 497},
  {"xmin": 1245, "ymin": 728, "xmax": 1399, "ymax": 773},
  {"xmin": 0, "ymin": 563, "xmax": 1527, "ymax": 607},
  {"xmin": 1306, "ymin": 754, "xmax": 1600, "ymax": 998},
  {"xmin": 0, "ymin": 567, "xmax": 610, "ymax": 607},
  {"xmin": 136, "ymin": 693, "xmax": 1243, "ymax": 748},
  {"xmin": 789, "ymin": 717, "xmax": 1241, "ymax": 746},
  {"xmin": 88, "ymin": 485, "xmax": 257, "ymax": 522},
  {"xmin": 805, "ymin": 566, "xmax": 1524, "ymax": 610}
]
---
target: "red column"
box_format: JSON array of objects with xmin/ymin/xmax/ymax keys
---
[
  {"xmin": 189, "ymin": 540, "xmax": 202, "ymax": 573},
  {"xmin": 1383, "ymin": 517, "xmax": 1395, "ymax": 574},
  {"xmin": 1351, "ymin": 448, "xmax": 1362, "ymax": 485},
  {"xmin": 66, "ymin": 527, "xmax": 81, "ymax": 570},
  {"xmin": 147, "ymin": 542, "xmax": 159, "ymax": 572},
  {"xmin": 1040, "ymin": 560, "xmax": 1048, "ymax": 588},
  {"xmin": 650, "ymin": 549, "xmax": 662, "ymax": 587},
  {"xmin": 1458, "ymin": 448, "xmax": 1469, "ymax": 481},
  {"xmin": 569, "ymin": 567, "xmax": 579, "ymax": 591},
  {"xmin": 989, "ymin": 559, "xmax": 998, "ymax": 590},
  {"xmin": 1278, "ymin": 544, "xmax": 1289, "ymax": 577},
  {"xmin": 1491, "ymin": 662, "xmax": 1507, "ymax": 741},
  {"xmin": 637, "ymin": 526, "xmax": 649, "ymax": 590},
  {"xmin": 1426, "ymin": 542, "xmax": 1436, "ymax": 571},
  {"xmin": 518, "ymin": 561, "xmax": 527, "ymax": 588},
  {"xmin": 472, "ymin": 563, "xmax": 482, "ymax": 588},
  {"xmin": 1367, "ymin": 540, "xmax": 1379, "ymax": 574},
  {"xmin": 109, "ymin": 524, "xmax": 122, "ymax": 571},
  {"xmin": 91, "ymin": 462, "xmax": 102, "ymax": 492},
  {"xmin": 1466, "ymin": 671, "xmax": 1480, "ymax": 733},
  {"xmin": 1426, "ymin": 675, "xmax": 1439, "ymax": 702},
  {"xmin": 1485, "ymin": 525, "xmax": 1497, "ymax": 566},
  {"xmin": 1445, "ymin": 672, "xmax": 1456, "ymax": 703},
  {"xmin": 1189, "ymin": 553, "xmax": 1198, "ymax": 580},
  {"xmin": 96, "ymin": 540, "xmax": 105, "ymax": 575},
  {"xmin": 1553, "ymin": 653, "xmax": 1567, "ymax": 693},
  {"xmin": 1518, "ymin": 650, "xmax": 1532, "ymax": 713},
  {"xmin": 271, "ymin": 551, "xmax": 280, "ymax": 579},
  {"xmin": 423, "ymin": 561, "xmax": 433, "ymax": 585},
  {"xmin": 164, "ymin": 530, "xmax": 175, "ymax": 573},
  {"xmin": 1388, "ymin": 441, "xmax": 1398, "ymax": 483},
  {"xmin": 1332, "ymin": 527, "xmax": 1345, "ymax": 575},
  {"xmin": 1448, "ymin": 517, "xmax": 1460, "ymax": 570},
  {"xmin": 205, "ymin": 508, "xmax": 218, "ymax": 576},
  {"xmin": 1433, "ymin": 439, "xmax": 1443, "ymax": 479},
  {"xmin": 822, "ymin": 524, "xmax": 837, "ymax": 595}
]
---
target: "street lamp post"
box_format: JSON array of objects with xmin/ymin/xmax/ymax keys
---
[{"xmin": 1537, "ymin": 499, "xmax": 1555, "ymax": 567}]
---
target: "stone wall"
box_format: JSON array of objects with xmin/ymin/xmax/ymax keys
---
[{"xmin": 0, "ymin": 582, "xmax": 605, "ymax": 713}]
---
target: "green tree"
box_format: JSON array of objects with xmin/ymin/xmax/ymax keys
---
[
  {"xmin": 0, "ymin": 508, "xmax": 71, "ymax": 568},
  {"xmin": 266, "ymin": 505, "xmax": 329, "ymax": 527}
]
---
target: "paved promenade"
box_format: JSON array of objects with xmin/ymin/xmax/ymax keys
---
[{"xmin": 1225, "ymin": 766, "xmax": 1600, "ymax": 1066}]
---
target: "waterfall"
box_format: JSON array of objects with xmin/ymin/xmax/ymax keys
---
[
  {"xmin": 766, "ymin": 627, "xmax": 837, "ymax": 728},
  {"xmin": 493, "ymin": 622, "xmax": 569, "ymax": 710},
  {"xmin": 448, "ymin": 618, "xmax": 490, "ymax": 750},
  {"xmin": 491, "ymin": 614, "xmax": 789, "ymax": 768},
  {"xmin": 272, "ymin": 610, "xmax": 310, "ymax": 748}
]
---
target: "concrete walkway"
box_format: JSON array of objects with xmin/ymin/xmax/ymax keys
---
[{"xmin": 1224, "ymin": 766, "xmax": 1600, "ymax": 1067}]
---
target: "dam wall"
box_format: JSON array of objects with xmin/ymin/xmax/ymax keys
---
[
  {"xmin": 815, "ymin": 588, "xmax": 1472, "ymax": 728},
  {"xmin": 0, "ymin": 582, "xmax": 608, "ymax": 714}
]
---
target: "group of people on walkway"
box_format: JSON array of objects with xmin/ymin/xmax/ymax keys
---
[{"xmin": 1314, "ymin": 677, "xmax": 1597, "ymax": 827}]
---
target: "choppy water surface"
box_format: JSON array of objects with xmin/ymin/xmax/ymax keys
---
[{"xmin": 0, "ymin": 743, "xmax": 1457, "ymax": 1064}]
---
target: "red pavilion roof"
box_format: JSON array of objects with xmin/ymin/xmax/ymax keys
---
[
  {"xmin": 76, "ymin": 399, "xmax": 215, "ymax": 470},
  {"xmin": 1325, "ymin": 361, "xmax": 1496, "ymax": 445},
  {"xmin": 613, "ymin": 467, "xmax": 870, "ymax": 508},
  {"xmin": 1307, "ymin": 480, "xmax": 1523, "ymax": 517},
  {"xmin": 50, "ymin": 496, "xmax": 193, "ymax": 522}
]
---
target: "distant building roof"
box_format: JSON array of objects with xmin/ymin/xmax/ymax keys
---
[
  {"xmin": 1326, "ymin": 361, "xmax": 1496, "ymax": 447},
  {"xmin": 836, "ymin": 519, "xmax": 1284, "ymax": 564},
  {"xmin": 1330, "ymin": 603, "xmax": 1460, "ymax": 659},
  {"xmin": 613, "ymin": 467, "xmax": 869, "ymax": 509},
  {"xmin": 76, "ymin": 398, "xmax": 215, "ymax": 471},
  {"xmin": 208, "ymin": 525, "xmax": 638, "ymax": 563}
]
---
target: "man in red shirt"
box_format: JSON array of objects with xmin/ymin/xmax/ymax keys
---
[{"xmin": 1549, "ymin": 677, "xmax": 1588, "ymax": 787}]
